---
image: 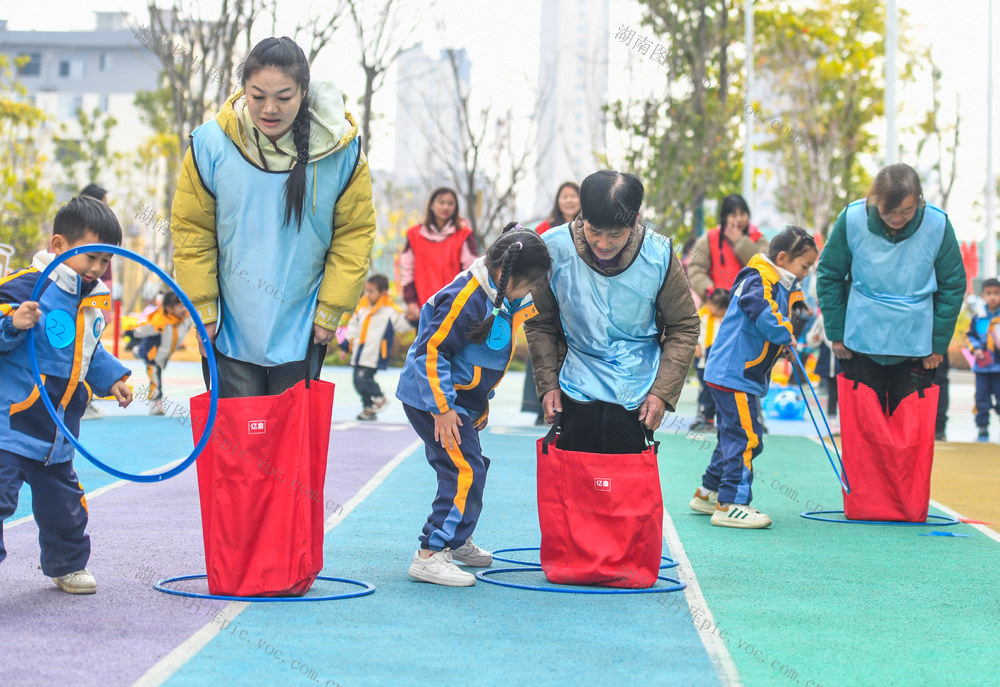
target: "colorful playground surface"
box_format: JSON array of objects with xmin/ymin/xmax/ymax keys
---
[{"xmin": 3, "ymin": 363, "xmax": 998, "ymax": 687}]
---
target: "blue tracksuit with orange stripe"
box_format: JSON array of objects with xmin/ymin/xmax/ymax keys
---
[
  {"xmin": 702, "ymin": 254, "xmax": 804, "ymax": 505},
  {"xmin": 0, "ymin": 252, "xmax": 131, "ymax": 576},
  {"xmin": 396, "ymin": 257, "xmax": 537, "ymax": 550}
]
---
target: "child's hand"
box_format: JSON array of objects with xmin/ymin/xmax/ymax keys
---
[
  {"xmin": 434, "ymin": 409, "xmax": 463, "ymax": 450},
  {"xmin": 975, "ymin": 349, "xmax": 986, "ymax": 360},
  {"xmin": 11, "ymin": 301, "xmax": 41, "ymax": 330},
  {"xmin": 110, "ymin": 380, "xmax": 133, "ymax": 408},
  {"xmin": 406, "ymin": 302, "xmax": 420, "ymax": 322},
  {"xmin": 694, "ymin": 345, "xmax": 703, "ymax": 359},
  {"xmin": 337, "ymin": 349, "xmax": 348, "ymax": 362}
]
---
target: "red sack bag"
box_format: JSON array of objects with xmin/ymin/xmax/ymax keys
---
[
  {"xmin": 536, "ymin": 426, "xmax": 663, "ymax": 588},
  {"xmin": 190, "ymin": 377, "xmax": 335, "ymax": 597},
  {"xmin": 837, "ymin": 374, "xmax": 937, "ymax": 522}
]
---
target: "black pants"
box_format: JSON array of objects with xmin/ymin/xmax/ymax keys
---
[
  {"xmin": 841, "ymin": 353, "xmax": 935, "ymax": 416},
  {"xmin": 557, "ymin": 396, "xmax": 648, "ymax": 454},
  {"xmin": 521, "ymin": 357, "xmax": 542, "ymax": 415},
  {"xmin": 207, "ymin": 346, "xmax": 324, "ymax": 399},
  {"xmin": 933, "ymin": 354, "xmax": 950, "ymax": 432},
  {"xmin": 353, "ymin": 366, "xmax": 382, "ymax": 408}
]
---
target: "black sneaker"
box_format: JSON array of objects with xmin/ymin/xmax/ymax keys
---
[
  {"xmin": 977, "ymin": 427, "xmax": 989, "ymax": 442},
  {"xmin": 935, "ymin": 429, "xmax": 946, "ymax": 442}
]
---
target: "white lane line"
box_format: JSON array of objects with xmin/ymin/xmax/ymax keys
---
[
  {"xmin": 662, "ymin": 508, "xmax": 743, "ymax": 687},
  {"xmin": 323, "ymin": 439, "xmax": 422, "ymax": 533},
  {"xmin": 805, "ymin": 437, "xmax": 1000, "ymax": 542},
  {"xmin": 132, "ymin": 439, "xmax": 423, "ymax": 687},
  {"xmin": 7, "ymin": 458, "xmax": 184, "ymax": 530},
  {"xmin": 929, "ymin": 499, "xmax": 1000, "ymax": 543}
]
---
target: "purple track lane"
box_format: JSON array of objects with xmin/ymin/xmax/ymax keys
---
[{"xmin": 0, "ymin": 423, "xmax": 417, "ymax": 687}]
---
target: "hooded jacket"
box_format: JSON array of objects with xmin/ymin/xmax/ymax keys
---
[
  {"xmin": 704, "ymin": 254, "xmax": 804, "ymax": 397},
  {"xmin": 524, "ymin": 217, "xmax": 700, "ymax": 411},
  {"xmin": 133, "ymin": 308, "xmax": 192, "ymax": 369},
  {"xmin": 171, "ymin": 81, "xmax": 376, "ymax": 366},
  {"xmin": 0, "ymin": 252, "xmax": 130, "ymax": 464},
  {"xmin": 966, "ymin": 301, "xmax": 1000, "ymax": 374},
  {"xmin": 343, "ymin": 293, "xmax": 413, "ymax": 370},
  {"xmin": 396, "ymin": 257, "xmax": 538, "ymax": 422}
]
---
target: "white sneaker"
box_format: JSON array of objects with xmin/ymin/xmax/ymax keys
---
[
  {"xmin": 53, "ymin": 568, "xmax": 97, "ymax": 594},
  {"xmin": 689, "ymin": 487, "xmax": 718, "ymax": 515},
  {"xmin": 371, "ymin": 395, "xmax": 388, "ymax": 410},
  {"xmin": 408, "ymin": 549, "xmax": 476, "ymax": 586},
  {"xmin": 450, "ymin": 537, "xmax": 493, "ymax": 567},
  {"xmin": 711, "ymin": 503, "xmax": 772, "ymax": 529},
  {"xmin": 150, "ymin": 400, "xmax": 166, "ymax": 416},
  {"xmin": 82, "ymin": 403, "xmax": 103, "ymax": 420}
]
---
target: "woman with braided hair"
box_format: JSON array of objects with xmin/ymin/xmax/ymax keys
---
[
  {"xmin": 396, "ymin": 223, "xmax": 551, "ymax": 586},
  {"xmin": 171, "ymin": 36, "xmax": 376, "ymax": 397}
]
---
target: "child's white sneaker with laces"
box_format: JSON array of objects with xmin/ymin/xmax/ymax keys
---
[
  {"xmin": 52, "ymin": 568, "xmax": 97, "ymax": 594},
  {"xmin": 408, "ymin": 549, "xmax": 476, "ymax": 586},
  {"xmin": 711, "ymin": 503, "xmax": 772, "ymax": 529},
  {"xmin": 450, "ymin": 537, "xmax": 492, "ymax": 567}
]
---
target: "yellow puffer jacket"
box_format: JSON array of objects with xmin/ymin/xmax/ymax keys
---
[{"xmin": 170, "ymin": 82, "xmax": 376, "ymax": 333}]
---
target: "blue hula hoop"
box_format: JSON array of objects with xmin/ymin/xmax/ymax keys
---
[
  {"xmin": 27, "ymin": 244, "xmax": 219, "ymax": 482},
  {"xmin": 475, "ymin": 568, "xmax": 686, "ymax": 594},
  {"xmin": 800, "ymin": 510, "xmax": 960, "ymax": 526},
  {"xmin": 492, "ymin": 547, "xmax": 678, "ymax": 570},
  {"xmin": 154, "ymin": 574, "xmax": 375, "ymax": 602},
  {"xmin": 788, "ymin": 349, "xmax": 850, "ymax": 493}
]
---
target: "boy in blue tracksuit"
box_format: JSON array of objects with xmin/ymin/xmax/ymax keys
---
[
  {"xmin": 690, "ymin": 226, "xmax": 817, "ymax": 529},
  {"xmin": 0, "ymin": 196, "xmax": 134, "ymax": 594},
  {"xmin": 397, "ymin": 225, "xmax": 551, "ymax": 587},
  {"xmin": 965, "ymin": 278, "xmax": 1000, "ymax": 441}
]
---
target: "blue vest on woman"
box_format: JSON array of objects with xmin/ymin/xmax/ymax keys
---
[
  {"xmin": 843, "ymin": 199, "xmax": 946, "ymax": 358},
  {"xmin": 190, "ymin": 121, "xmax": 360, "ymax": 365},
  {"xmin": 543, "ymin": 225, "xmax": 671, "ymax": 410}
]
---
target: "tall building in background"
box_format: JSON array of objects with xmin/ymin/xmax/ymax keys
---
[
  {"xmin": 0, "ymin": 12, "xmax": 159, "ymax": 200},
  {"xmin": 534, "ymin": 0, "xmax": 609, "ymax": 218},
  {"xmin": 393, "ymin": 44, "xmax": 471, "ymax": 193}
]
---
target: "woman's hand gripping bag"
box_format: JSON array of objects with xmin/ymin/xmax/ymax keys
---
[
  {"xmin": 536, "ymin": 425, "xmax": 663, "ymax": 588},
  {"xmin": 190, "ymin": 377, "xmax": 335, "ymax": 596}
]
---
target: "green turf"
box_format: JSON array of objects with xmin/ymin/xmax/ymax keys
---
[{"xmin": 660, "ymin": 432, "xmax": 1000, "ymax": 687}]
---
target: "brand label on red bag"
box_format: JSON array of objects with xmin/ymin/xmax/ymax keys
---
[
  {"xmin": 594, "ymin": 478, "xmax": 611, "ymax": 491},
  {"xmin": 248, "ymin": 420, "xmax": 266, "ymax": 434}
]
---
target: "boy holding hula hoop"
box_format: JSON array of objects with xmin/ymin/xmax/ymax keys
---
[{"xmin": 0, "ymin": 196, "xmax": 134, "ymax": 594}]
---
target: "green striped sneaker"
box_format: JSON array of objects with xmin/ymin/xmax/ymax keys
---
[{"xmin": 710, "ymin": 503, "xmax": 772, "ymax": 529}]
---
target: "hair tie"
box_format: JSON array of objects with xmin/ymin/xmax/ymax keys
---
[
  {"xmin": 515, "ymin": 241, "xmax": 523, "ymax": 250},
  {"xmin": 492, "ymin": 306, "xmax": 501, "ymax": 317}
]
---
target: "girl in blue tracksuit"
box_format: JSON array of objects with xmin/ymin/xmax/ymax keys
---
[
  {"xmin": 690, "ymin": 226, "xmax": 817, "ymax": 529},
  {"xmin": 396, "ymin": 224, "xmax": 551, "ymax": 587}
]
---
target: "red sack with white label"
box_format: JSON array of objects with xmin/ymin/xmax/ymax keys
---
[
  {"xmin": 189, "ymin": 377, "xmax": 335, "ymax": 597},
  {"xmin": 536, "ymin": 425, "xmax": 663, "ymax": 588}
]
